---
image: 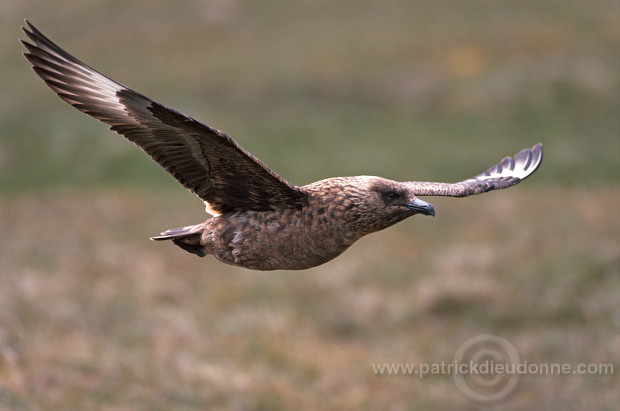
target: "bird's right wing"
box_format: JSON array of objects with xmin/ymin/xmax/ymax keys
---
[
  {"xmin": 407, "ymin": 143, "xmax": 543, "ymax": 197},
  {"xmin": 21, "ymin": 21, "xmax": 306, "ymax": 214}
]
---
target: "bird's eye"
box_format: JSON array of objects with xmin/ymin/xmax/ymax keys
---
[{"xmin": 385, "ymin": 191, "xmax": 399, "ymax": 200}]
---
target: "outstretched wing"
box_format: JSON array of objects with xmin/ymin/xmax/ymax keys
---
[
  {"xmin": 407, "ymin": 143, "xmax": 543, "ymax": 197},
  {"xmin": 21, "ymin": 21, "xmax": 306, "ymax": 214}
]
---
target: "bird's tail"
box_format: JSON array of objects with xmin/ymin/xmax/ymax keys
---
[{"xmin": 151, "ymin": 224, "xmax": 206, "ymax": 257}]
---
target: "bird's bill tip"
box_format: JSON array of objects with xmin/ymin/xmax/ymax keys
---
[{"xmin": 407, "ymin": 198, "xmax": 435, "ymax": 217}]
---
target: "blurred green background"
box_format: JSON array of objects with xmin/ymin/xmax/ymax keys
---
[{"xmin": 1, "ymin": 1, "xmax": 619, "ymax": 410}]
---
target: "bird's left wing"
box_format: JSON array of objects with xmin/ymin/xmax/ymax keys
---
[
  {"xmin": 407, "ymin": 143, "xmax": 543, "ymax": 197},
  {"xmin": 21, "ymin": 21, "xmax": 306, "ymax": 214}
]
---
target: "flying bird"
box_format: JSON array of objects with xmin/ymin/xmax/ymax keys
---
[{"xmin": 21, "ymin": 21, "xmax": 543, "ymax": 270}]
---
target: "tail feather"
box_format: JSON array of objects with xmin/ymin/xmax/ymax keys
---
[
  {"xmin": 151, "ymin": 224, "xmax": 206, "ymax": 257},
  {"xmin": 151, "ymin": 224, "xmax": 204, "ymax": 241}
]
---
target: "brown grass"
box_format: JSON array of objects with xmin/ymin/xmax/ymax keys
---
[{"xmin": 1, "ymin": 187, "xmax": 618, "ymax": 410}]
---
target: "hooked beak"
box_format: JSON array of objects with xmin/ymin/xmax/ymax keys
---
[{"xmin": 407, "ymin": 198, "xmax": 435, "ymax": 217}]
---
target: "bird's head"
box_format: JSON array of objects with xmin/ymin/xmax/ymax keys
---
[{"xmin": 305, "ymin": 176, "xmax": 435, "ymax": 235}]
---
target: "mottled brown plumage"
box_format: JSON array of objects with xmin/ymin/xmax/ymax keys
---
[{"xmin": 21, "ymin": 22, "xmax": 543, "ymax": 270}]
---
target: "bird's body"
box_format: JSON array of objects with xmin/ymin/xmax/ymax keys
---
[
  {"xmin": 162, "ymin": 176, "xmax": 435, "ymax": 270},
  {"xmin": 21, "ymin": 22, "xmax": 543, "ymax": 270},
  {"xmin": 178, "ymin": 204, "xmax": 352, "ymax": 271}
]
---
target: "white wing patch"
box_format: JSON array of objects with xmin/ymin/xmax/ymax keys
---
[
  {"xmin": 464, "ymin": 143, "xmax": 543, "ymax": 183},
  {"xmin": 204, "ymin": 201, "xmax": 222, "ymax": 217}
]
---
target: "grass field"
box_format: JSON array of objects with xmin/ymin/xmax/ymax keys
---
[{"xmin": 1, "ymin": 1, "xmax": 619, "ymax": 409}]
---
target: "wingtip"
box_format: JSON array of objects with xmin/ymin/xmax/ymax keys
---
[
  {"xmin": 21, "ymin": 19, "xmax": 34, "ymax": 35},
  {"xmin": 529, "ymin": 143, "xmax": 543, "ymax": 157},
  {"xmin": 474, "ymin": 142, "xmax": 544, "ymax": 183},
  {"xmin": 20, "ymin": 22, "xmax": 36, "ymax": 62},
  {"xmin": 513, "ymin": 142, "xmax": 543, "ymax": 181},
  {"xmin": 20, "ymin": 20, "xmax": 38, "ymax": 49},
  {"xmin": 533, "ymin": 142, "xmax": 543, "ymax": 163},
  {"xmin": 528, "ymin": 142, "xmax": 544, "ymax": 174},
  {"xmin": 20, "ymin": 21, "xmax": 51, "ymax": 47}
]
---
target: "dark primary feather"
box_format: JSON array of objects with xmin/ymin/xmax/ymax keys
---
[
  {"xmin": 407, "ymin": 143, "xmax": 543, "ymax": 197},
  {"xmin": 21, "ymin": 21, "xmax": 306, "ymax": 214}
]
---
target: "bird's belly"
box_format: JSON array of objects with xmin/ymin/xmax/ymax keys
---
[{"xmin": 204, "ymin": 210, "xmax": 354, "ymax": 270}]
